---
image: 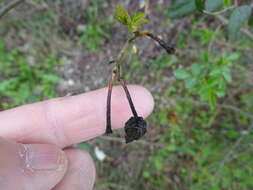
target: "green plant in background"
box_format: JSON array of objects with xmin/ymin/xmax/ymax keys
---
[
  {"xmin": 167, "ymin": 0, "xmax": 252, "ymax": 109},
  {"xmin": 174, "ymin": 52, "xmax": 240, "ymax": 109},
  {"xmin": 131, "ymin": 1, "xmax": 253, "ymax": 189},
  {"xmin": 78, "ymin": 0, "xmax": 111, "ymax": 52},
  {"xmin": 168, "ymin": 0, "xmax": 252, "ymax": 41},
  {"xmin": 0, "ymin": 39, "xmax": 60, "ymax": 109},
  {"xmin": 142, "ymin": 99, "xmax": 253, "ymax": 190}
]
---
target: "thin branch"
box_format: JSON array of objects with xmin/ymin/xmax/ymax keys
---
[
  {"xmin": 0, "ymin": 0, "xmax": 25, "ymax": 19},
  {"xmin": 213, "ymin": 121, "xmax": 253, "ymax": 180},
  {"xmin": 203, "ymin": 6, "xmax": 235, "ymax": 15},
  {"xmin": 175, "ymin": 97, "xmax": 253, "ymax": 120},
  {"xmin": 98, "ymin": 135, "xmax": 162, "ymax": 148},
  {"xmin": 208, "ymin": 24, "xmax": 222, "ymax": 54}
]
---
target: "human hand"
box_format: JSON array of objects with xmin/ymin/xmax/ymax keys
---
[{"xmin": 0, "ymin": 85, "xmax": 154, "ymax": 190}]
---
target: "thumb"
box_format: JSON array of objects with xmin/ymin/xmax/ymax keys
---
[{"xmin": 0, "ymin": 137, "xmax": 68, "ymax": 190}]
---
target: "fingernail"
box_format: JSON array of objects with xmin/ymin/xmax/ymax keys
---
[{"xmin": 24, "ymin": 144, "xmax": 65, "ymax": 170}]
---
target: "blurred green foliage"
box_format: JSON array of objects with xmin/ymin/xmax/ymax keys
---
[
  {"xmin": 142, "ymin": 100, "xmax": 253, "ymax": 190},
  {"xmin": 174, "ymin": 52, "xmax": 239, "ymax": 109},
  {"xmin": 168, "ymin": 0, "xmax": 252, "ymax": 41},
  {"xmin": 0, "ymin": 39, "xmax": 60, "ymax": 109},
  {"xmin": 78, "ymin": 0, "xmax": 111, "ymax": 52}
]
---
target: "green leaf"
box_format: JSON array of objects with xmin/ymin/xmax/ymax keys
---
[
  {"xmin": 172, "ymin": 0, "xmax": 191, "ymax": 9},
  {"xmin": 143, "ymin": 171, "xmax": 151, "ymax": 178},
  {"xmin": 185, "ymin": 78, "xmax": 197, "ymax": 89},
  {"xmin": 191, "ymin": 63, "xmax": 202, "ymax": 76},
  {"xmin": 248, "ymin": 11, "xmax": 253, "ymax": 26},
  {"xmin": 41, "ymin": 74, "xmax": 60, "ymax": 83},
  {"xmin": 227, "ymin": 130, "xmax": 239, "ymax": 139},
  {"xmin": 174, "ymin": 69, "xmax": 190, "ymax": 79},
  {"xmin": 227, "ymin": 53, "xmax": 240, "ymax": 61},
  {"xmin": 136, "ymin": 19, "xmax": 149, "ymax": 24},
  {"xmin": 205, "ymin": 0, "xmax": 223, "ymax": 12},
  {"xmin": 228, "ymin": 6, "xmax": 252, "ymax": 41},
  {"xmin": 168, "ymin": 0, "xmax": 197, "ymax": 18},
  {"xmin": 215, "ymin": 88, "xmax": 225, "ymax": 97},
  {"xmin": 165, "ymin": 145, "xmax": 177, "ymax": 152},
  {"xmin": 114, "ymin": 6, "xmax": 148, "ymax": 32},
  {"xmin": 114, "ymin": 6, "xmax": 130, "ymax": 25},
  {"xmin": 209, "ymin": 92, "xmax": 217, "ymax": 109},
  {"xmin": 154, "ymin": 156, "xmax": 164, "ymax": 170},
  {"xmin": 0, "ymin": 78, "xmax": 18, "ymax": 91},
  {"xmin": 222, "ymin": 67, "xmax": 232, "ymax": 82},
  {"xmin": 195, "ymin": 0, "xmax": 205, "ymax": 12},
  {"xmin": 223, "ymin": 0, "xmax": 231, "ymax": 7},
  {"xmin": 199, "ymin": 84, "xmax": 211, "ymax": 101},
  {"xmin": 17, "ymin": 83, "xmax": 30, "ymax": 101},
  {"xmin": 130, "ymin": 12, "xmax": 145, "ymax": 22},
  {"xmin": 210, "ymin": 67, "xmax": 222, "ymax": 76}
]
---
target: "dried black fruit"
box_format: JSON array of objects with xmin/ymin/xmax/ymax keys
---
[{"xmin": 125, "ymin": 116, "xmax": 147, "ymax": 143}]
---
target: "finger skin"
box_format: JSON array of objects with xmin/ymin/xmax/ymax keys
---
[
  {"xmin": 0, "ymin": 85, "xmax": 154, "ymax": 147},
  {"xmin": 0, "ymin": 137, "xmax": 68, "ymax": 190},
  {"xmin": 53, "ymin": 148, "xmax": 96, "ymax": 190}
]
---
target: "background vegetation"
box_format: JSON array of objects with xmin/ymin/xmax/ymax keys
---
[{"xmin": 0, "ymin": 0, "xmax": 253, "ymax": 189}]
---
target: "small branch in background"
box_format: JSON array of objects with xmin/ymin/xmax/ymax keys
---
[
  {"xmin": 215, "ymin": 14, "xmax": 253, "ymax": 41},
  {"xmin": 213, "ymin": 121, "xmax": 253, "ymax": 181},
  {"xmin": 175, "ymin": 97, "xmax": 253, "ymax": 120},
  {"xmin": 98, "ymin": 135, "xmax": 162, "ymax": 148},
  {"xmin": 208, "ymin": 24, "xmax": 222, "ymax": 54},
  {"xmin": 25, "ymin": 0, "xmax": 48, "ymax": 9},
  {"xmin": 203, "ymin": 6, "xmax": 235, "ymax": 15},
  {"xmin": 0, "ymin": 0, "xmax": 25, "ymax": 19}
]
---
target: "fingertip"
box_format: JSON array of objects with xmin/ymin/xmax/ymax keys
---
[
  {"xmin": 53, "ymin": 148, "xmax": 96, "ymax": 190},
  {"xmin": 0, "ymin": 138, "xmax": 68, "ymax": 190},
  {"xmin": 0, "ymin": 85, "xmax": 155, "ymax": 146}
]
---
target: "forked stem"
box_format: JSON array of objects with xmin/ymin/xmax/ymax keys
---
[{"xmin": 105, "ymin": 31, "xmax": 175, "ymax": 135}]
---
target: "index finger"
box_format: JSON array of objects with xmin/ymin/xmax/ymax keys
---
[{"xmin": 0, "ymin": 85, "xmax": 154, "ymax": 147}]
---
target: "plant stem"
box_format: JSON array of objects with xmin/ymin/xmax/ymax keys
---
[
  {"xmin": 119, "ymin": 78, "xmax": 138, "ymax": 118},
  {"xmin": 112, "ymin": 35, "xmax": 137, "ymax": 79},
  {"xmin": 0, "ymin": 0, "xmax": 25, "ymax": 19},
  {"xmin": 145, "ymin": 32, "xmax": 175, "ymax": 54},
  {"xmin": 105, "ymin": 35, "xmax": 137, "ymax": 134},
  {"xmin": 133, "ymin": 31, "xmax": 175, "ymax": 54},
  {"xmin": 106, "ymin": 71, "xmax": 116, "ymax": 134}
]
